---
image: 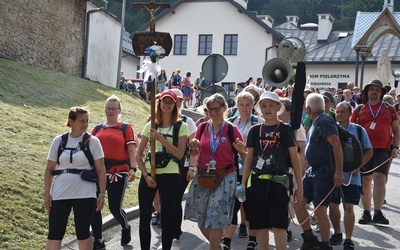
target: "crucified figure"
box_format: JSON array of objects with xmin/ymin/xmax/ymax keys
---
[{"xmin": 144, "ymin": 6, "xmax": 161, "ymax": 32}]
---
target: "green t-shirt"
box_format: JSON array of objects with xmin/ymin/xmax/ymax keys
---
[{"xmin": 142, "ymin": 122, "xmax": 189, "ymax": 174}]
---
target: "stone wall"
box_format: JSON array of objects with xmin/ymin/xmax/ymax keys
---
[{"xmin": 0, "ymin": 0, "xmax": 87, "ymax": 76}]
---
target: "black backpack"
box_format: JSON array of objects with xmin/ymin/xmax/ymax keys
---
[
  {"xmin": 315, "ymin": 116, "xmax": 363, "ymax": 172},
  {"xmin": 57, "ymin": 132, "xmax": 94, "ymax": 168}
]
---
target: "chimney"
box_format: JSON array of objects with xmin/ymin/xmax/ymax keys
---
[
  {"xmin": 317, "ymin": 13, "xmax": 335, "ymax": 41},
  {"xmin": 234, "ymin": 0, "xmax": 248, "ymax": 9},
  {"xmin": 257, "ymin": 14, "xmax": 274, "ymax": 28},
  {"xmin": 383, "ymin": 0, "xmax": 394, "ymax": 12},
  {"xmin": 286, "ymin": 15, "xmax": 299, "ymax": 26}
]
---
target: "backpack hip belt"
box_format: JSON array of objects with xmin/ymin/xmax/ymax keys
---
[{"xmin": 51, "ymin": 169, "xmax": 85, "ymax": 176}]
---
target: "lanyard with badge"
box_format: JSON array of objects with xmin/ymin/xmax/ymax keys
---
[
  {"xmin": 256, "ymin": 122, "xmax": 280, "ymax": 170},
  {"xmin": 207, "ymin": 122, "xmax": 225, "ymax": 170},
  {"xmin": 236, "ymin": 115, "xmax": 252, "ymax": 134},
  {"xmin": 157, "ymin": 125, "xmax": 172, "ymax": 152},
  {"xmin": 367, "ymin": 102, "xmax": 382, "ymax": 130}
]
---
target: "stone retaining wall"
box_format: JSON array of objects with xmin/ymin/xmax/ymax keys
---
[{"xmin": 0, "ymin": 0, "xmax": 86, "ymax": 76}]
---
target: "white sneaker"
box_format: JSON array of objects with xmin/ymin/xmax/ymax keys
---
[
  {"xmin": 157, "ymin": 244, "xmax": 163, "ymax": 250},
  {"xmin": 171, "ymin": 239, "xmax": 180, "ymax": 250}
]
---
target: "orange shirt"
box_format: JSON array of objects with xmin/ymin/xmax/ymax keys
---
[{"xmin": 350, "ymin": 102, "xmax": 398, "ymax": 149}]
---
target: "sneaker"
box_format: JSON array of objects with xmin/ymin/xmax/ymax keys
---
[
  {"xmin": 358, "ymin": 211, "xmax": 372, "ymax": 224},
  {"xmin": 329, "ymin": 233, "xmax": 343, "ymax": 245},
  {"xmin": 152, "ymin": 213, "xmax": 160, "ymax": 225},
  {"xmin": 246, "ymin": 240, "xmax": 257, "ymax": 250},
  {"xmin": 372, "ymin": 211, "xmax": 389, "ymax": 225},
  {"xmin": 287, "ymin": 230, "xmax": 293, "ymax": 242},
  {"xmin": 121, "ymin": 227, "xmax": 131, "ymax": 246},
  {"xmin": 310, "ymin": 215, "xmax": 318, "ymax": 226},
  {"xmin": 171, "ymin": 239, "xmax": 180, "ymax": 250},
  {"xmin": 343, "ymin": 239, "xmax": 355, "ymax": 250},
  {"xmin": 300, "ymin": 233, "xmax": 320, "ymax": 250},
  {"xmin": 220, "ymin": 243, "xmax": 230, "ymax": 250},
  {"xmin": 93, "ymin": 239, "xmax": 106, "ymax": 250},
  {"xmin": 157, "ymin": 214, "xmax": 162, "ymax": 228},
  {"xmin": 319, "ymin": 243, "xmax": 333, "ymax": 250},
  {"xmin": 238, "ymin": 224, "xmax": 248, "ymax": 238}
]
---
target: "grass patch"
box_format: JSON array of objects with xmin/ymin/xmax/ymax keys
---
[{"xmin": 0, "ymin": 58, "xmax": 149, "ymax": 249}]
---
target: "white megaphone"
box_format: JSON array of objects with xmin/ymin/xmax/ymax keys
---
[{"xmin": 262, "ymin": 57, "xmax": 293, "ymax": 87}]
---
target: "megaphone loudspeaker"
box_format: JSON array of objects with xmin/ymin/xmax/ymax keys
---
[{"xmin": 262, "ymin": 58, "xmax": 292, "ymax": 87}]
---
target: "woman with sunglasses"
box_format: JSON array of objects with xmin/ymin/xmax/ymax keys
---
[
  {"xmin": 185, "ymin": 93, "xmax": 246, "ymax": 250},
  {"xmin": 136, "ymin": 90, "xmax": 189, "ymax": 250}
]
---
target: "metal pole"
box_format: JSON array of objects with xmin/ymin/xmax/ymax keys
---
[
  {"xmin": 360, "ymin": 56, "xmax": 366, "ymax": 90},
  {"xmin": 355, "ymin": 50, "xmax": 359, "ymax": 87},
  {"xmin": 116, "ymin": 0, "xmax": 126, "ymax": 89}
]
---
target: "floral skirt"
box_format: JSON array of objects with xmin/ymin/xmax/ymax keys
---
[{"xmin": 184, "ymin": 171, "xmax": 236, "ymax": 229}]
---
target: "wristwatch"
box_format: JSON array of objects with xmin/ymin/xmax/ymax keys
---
[
  {"xmin": 393, "ymin": 146, "xmax": 399, "ymax": 150},
  {"xmin": 130, "ymin": 167, "xmax": 137, "ymax": 172}
]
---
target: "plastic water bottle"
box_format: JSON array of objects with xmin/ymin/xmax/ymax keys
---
[
  {"xmin": 236, "ymin": 182, "xmax": 246, "ymax": 202},
  {"xmin": 344, "ymin": 137, "xmax": 353, "ymax": 162}
]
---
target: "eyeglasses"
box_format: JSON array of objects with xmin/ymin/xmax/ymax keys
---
[
  {"xmin": 105, "ymin": 107, "xmax": 120, "ymax": 112},
  {"xmin": 208, "ymin": 106, "xmax": 222, "ymax": 113}
]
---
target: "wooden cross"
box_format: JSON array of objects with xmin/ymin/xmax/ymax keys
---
[{"xmin": 134, "ymin": 0, "xmax": 170, "ymax": 32}]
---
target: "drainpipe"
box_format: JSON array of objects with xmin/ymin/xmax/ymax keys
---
[
  {"xmin": 82, "ymin": 0, "xmax": 108, "ymax": 78},
  {"xmin": 116, "ymin": 0, "xmax": 126, "ymax": 88}
]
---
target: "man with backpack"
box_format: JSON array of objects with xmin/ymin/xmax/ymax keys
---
[
  {"xmin": 350, "ymin": 79, "xmax": 399, "ymax": 225},
  {"xmin": 294, "ymin": 93, "xmax": 344, "ymax": 250},
  {"xmin": 328, "ymin": 102, "xmax": 373, "ymax": 250}
]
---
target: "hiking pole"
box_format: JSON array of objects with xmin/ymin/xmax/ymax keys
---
[{"xmin": 150, "ymin": 77, "xmax": 156, "ymax": 180}]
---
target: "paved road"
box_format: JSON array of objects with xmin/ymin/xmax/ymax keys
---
[{"xmin": 62, "ymin": 158, "xmax": 400, "ymax": 249}]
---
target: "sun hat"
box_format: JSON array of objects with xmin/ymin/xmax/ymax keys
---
[
  {"xmin": 170, "ymin": 89, "xmax": 184, "ymax": 100},
  {"xmin": 321, "ymin": 91, "xmax": 335, "ymax": 103},
  {"xmin": 362, "ymin": 79, "xmax": 387, "ymax": 102},
  {"xmin": 160, "ymin": 89, "xmax": 177, "ymax": 103},
  {"xmin": 254, "ymin": 91, "xmax": 285, "ymax": 115}
]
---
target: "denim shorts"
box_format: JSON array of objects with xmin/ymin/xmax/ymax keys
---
[
  {"xmin": 330, "ymin": 184, "xmax": 361, "ymax": 205},
  {"xmin": 303, "ymin": 166, "xmax": 334, "ymax": 207}
]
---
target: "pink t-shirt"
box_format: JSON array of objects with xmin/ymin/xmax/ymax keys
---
[{"xmin": 195, "ymin": 121, "xmax": 244, "ymax": 173}]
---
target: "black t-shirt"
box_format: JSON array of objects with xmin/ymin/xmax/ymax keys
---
[{"xmin": 246, "ymin": 122, "xmax": 297, "ymax": 174}]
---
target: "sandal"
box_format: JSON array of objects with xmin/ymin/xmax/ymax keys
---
[{"xmin": 246, "ymin": 240, "xmax": 258, "ymax": 250}]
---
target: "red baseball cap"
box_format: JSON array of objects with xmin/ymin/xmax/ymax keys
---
[{"xmin": 160, "ymin": 89, "xmax": 177, "ymax": 103}]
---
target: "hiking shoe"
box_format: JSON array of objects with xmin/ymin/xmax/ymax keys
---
[
  {"xmin": 152, "ymin": 213, "xmax": 160, "ymax": 225},
  {"xmin": 358, "ymin": 211, "xmax": 371, "ymax": 224},
  {"xmin": 319, "ymin": 243, "xmax": 333, "ymax": 250},
  {"xmin": 238, "ymin": 224, "xmax": 248, "ymax": 238},
  {"xmin": 343, "ymin": 239, "xmax": 355, "ymax": 250},
  {"xmin": 246, "ymin": 240, "xmax": 257, "ymax": 250},
  {"xmin": 171, "ymin": 239, "xmax": 180, "ymax": 250},
  {"xmin": 121, "ymin": 227, "xmax": 131, "ymax": 246},
  {"xmin": 372, "ymin": 211, "xmax": 389, "ymax": 225},
  {"xmin": 300, "ymin": 233, "xmax": 320, "ymax": 250},
  {"xmin": 329, "ymin": 233, "xmax": 343, "ymax": 245},
  {"xmin": 93, "ymin": 239, "xmax": 106, "ymax": 250}
]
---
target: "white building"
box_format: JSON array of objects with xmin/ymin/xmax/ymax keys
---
[{"xmin": 133, "ymin": 0, "xmax": 400, "ymax": 93}]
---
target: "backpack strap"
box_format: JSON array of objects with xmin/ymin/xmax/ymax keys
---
[
  {"xmin": 251, "ymin": 115, "xmax": 258, "ymax": 125},
  {"xmin": 57, "ymin": 132, "xmax": 94, "ymax": 168},
  {"xmin": 81, "ymin": 132, "xmax": 95, "ymax": 168},
  {"xmin": 355, "ymin": 124, "xmax": 363, "ymax": 143},
  {"xmin": 227, "ymin": 123, "xmax": 239, "ymax": 175},
  {"xmin": 383, "ymin": 101, "xmax": 395, "ymax": 118}
]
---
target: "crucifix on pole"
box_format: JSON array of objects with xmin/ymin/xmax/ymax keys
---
[
  {"xmin": 133, "ymin": 0, "xmax": 171, "ymax": 180},
  {"xmin": 134, "ymin": 0, "xmax": 170, "ymax": 32}
]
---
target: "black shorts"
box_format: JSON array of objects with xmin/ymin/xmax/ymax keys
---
[
  {"xmin": 246, "ymin": 177, "xmax": 289, "ymax": 229},
  {"xmin": 303, "ymin": 166, "xmax": 334, "ymax": 207},
  {"xmin": 361, "ymin": 149, "xmax": 391, "ymax": 176},
  {"xmin": 330, "ymin": 185, "xmax": 361, "ymax": 205}
]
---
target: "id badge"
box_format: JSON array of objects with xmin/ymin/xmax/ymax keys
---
[
  {"xmin": 369, "ymin": 122, "xmax": 376, "ymax": 130},
  {"xmin": 208, "ymin": 159, "xmax": 217, "ymax": 170},
  {"xmin": 256, "ymin": 157, "xmax": 265, "ymax": 170}
]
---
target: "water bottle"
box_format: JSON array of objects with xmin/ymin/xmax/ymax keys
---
[
  {"xmin": 236, "ymin": 182, "xmax": 246, "ymax": 202},
  {"xmin": 344, "ymin": 137, "xmax": 353, "ymax": 162}
]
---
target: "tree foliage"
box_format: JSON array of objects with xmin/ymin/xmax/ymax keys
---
[{"xmin": 258, "ymin": 0, "xmax": 398, "ymax": 30}]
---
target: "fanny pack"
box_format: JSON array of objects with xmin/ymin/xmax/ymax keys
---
[
  {"xmin": 146, "ymin": 152, "xmax": 171, "ymax": 168},
  {"xmin": 197, "ymin": 165, "xmax": 232, "ymax": 190},
  {"xmin": 51, "ymin": 168, "xmax": 98, "ymax": 182}
]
